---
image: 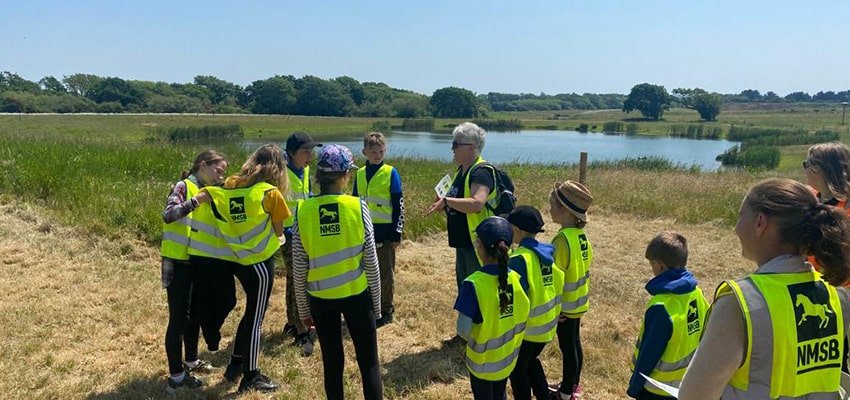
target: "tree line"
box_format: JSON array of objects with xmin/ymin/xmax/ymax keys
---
[{"xmin": 1, "ymin": 71, "xmax": 848, "ymax": 118}]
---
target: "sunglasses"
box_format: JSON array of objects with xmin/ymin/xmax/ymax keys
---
[
  {"xmin": 451, "ymin": 141, "xmax": 474, "ymax": 150},
  {"xmin": 803, "ymin": 159, "xmax": 812, "ymax": 169}
]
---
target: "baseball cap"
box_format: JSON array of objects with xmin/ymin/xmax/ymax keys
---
[
  {"xmin": 285, "ymin": 132, "xmax": 322, "ymax": 153},
  {"xmin": 505, "ymin": 205, "xmax": 545, "ymax": 233},
  {"xmin": 317, "ymin": 144, "xmax": 358, "ymax": 172},
  {"xmin": 475, "ymin": 216, "xmax": 514, "ymax": 248}
]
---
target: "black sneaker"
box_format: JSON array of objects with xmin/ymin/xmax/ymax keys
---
[
  {"xmin": 223, "ymin": 362, "xmax": 242, "ymax": 383},
  {"xmin": 184, "ymin": 359, "xmax": 214, "ymax": 374},
  {"xmin": 237, "ymin": 372, "xmax": 280, "ymax": 393},
  {"xmin": 376, "ymin": 312, "xmax": 394, "ymax": 328},
  {"xmin": 282, "ymin": 323, "xmax": 297, "ymax": 338},
  {"xmin": 166, "ymin": 373, "xmax": 203, "ymax": 394},
  {"xmin": 297, "ymin": 333, "xmax": 314, "ymax": 357}
]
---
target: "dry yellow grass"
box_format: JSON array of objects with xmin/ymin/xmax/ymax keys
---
[{"xmin": 0, "ymin": 200, "xmax": 752, "ymax": 400}]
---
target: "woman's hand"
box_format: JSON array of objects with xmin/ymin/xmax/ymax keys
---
[{"xmin": 425, "ymin": 196, "xmax": 446, "ymax": 215}]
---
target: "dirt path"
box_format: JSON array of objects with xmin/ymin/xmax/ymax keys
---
[{"xmin": 0, "ymin": 201, "xmax": 749, "ymax": 399}]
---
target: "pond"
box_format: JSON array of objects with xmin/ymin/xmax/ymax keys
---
[{"xmin": 250, "ymin": 130, "xmax": 740, "ymax": 170}]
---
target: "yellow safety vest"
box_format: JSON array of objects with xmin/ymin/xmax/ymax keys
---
[
  {"xmin": 187, "ymin": 190, "xmax": 238, "ymax": 263},
  {"xmin": 554, "ymin": 227, "xmax": 592, "ymax": 317},
  {"xmin": 465, "ymin": 269, "xmax": 531, "ymax": 381},
  {"xmin": 454, "ymin": 157, "xmax": 498, "ymax": 263},
  {"xmin": 205, "ymin": 182, "xmax": 280, "ymax": 266},
  {"xmin": 721, "ymin": 272, "xmax": 844, "ymax": 399},
  {"xmin": 510, "ymin": 246, "xmax": 564, "ymax": 343},
  {"xmin": 630, "ymin": 286, "xmax": 709, "ymax": 396},
  {"xmin": 160, "ymin": 178, "xmax": 199, "ymax": 261},
  {"xmin": 284, "ymin": 166, "xmax": 310, "ymax": 228},
  {"xmin": 356, "ymin": 163, "xmax": 393, "ymax": 224},
  {"xmin": 297, "ymin": 194, "xmax": 367, "ymax": 299}
]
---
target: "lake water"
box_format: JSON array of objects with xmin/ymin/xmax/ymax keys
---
[{"xmin": 251, "ymin": 130, "xmax": 740, "ymax": 170}]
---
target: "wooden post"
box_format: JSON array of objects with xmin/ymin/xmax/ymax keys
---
[{"xmin": 579, "ymin": 152, "xmax": 588, "ymax": 184}]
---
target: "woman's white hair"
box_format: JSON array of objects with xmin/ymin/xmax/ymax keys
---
[{"xmin": 452, "ymin": 122, "xmax": 486, "ymax": 154}]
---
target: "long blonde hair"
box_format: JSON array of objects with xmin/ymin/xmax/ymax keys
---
[
  {"xmin": 807, "ymin": 142, "xmax": 850, "ymax": 200},
  {"xmin": 226, "ymin": 143, "xmax": 289, "ymax": 192}
]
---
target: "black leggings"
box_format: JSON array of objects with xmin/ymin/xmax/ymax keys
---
[
  {"xmin": 509, "ymin": 341, "xmax": 549, "ymax": 400},
  {"xmin": 164, "ymin": 261, "xmax": 201, "ymax": 375},
  {"xmin": 470, "ymin": 373, "xmax": 508, "ymax": 400},
  {"xmin": 310, "ymin": 290, "xmax": 382, "ymax": 400},
  {"xmin": 190, "ymin": 256, "xmax": 236, "ymax": 352},
  {"xmin": 557, "ymin": 317, "xmax": 583, "ymax": 394},
  {"xmin": 232, "ymin": 258, "xmax": 275, "ymax": 375}
]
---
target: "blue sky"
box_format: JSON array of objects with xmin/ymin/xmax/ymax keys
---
[{"xmin": 2, "ymin": 1, "xmax": 849, "ymax": 95}]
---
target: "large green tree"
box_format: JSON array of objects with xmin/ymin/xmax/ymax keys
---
[
  {"xmin": 294, "ymin": 76, "xmax": 355, "ymax": 116},
  {"xmin": 245, "ymin": 76, "xmax": 297, "ymax": 114},
  {"xmin": 623, "ymin": 83, "xmax": 672, "ymax": 120},
  {"xmin": 193, "ymin": 75, "xmax": 243, "ymax": 105},
  {"xmin": 88, "ymin": 77, "xmax": 145, "ymax": 107},
  {"xmin": 673, "ymin": 88, "xmax": 724, "ymax": 121},
  {"xmin": 62, "ymin": 74, "xmax": 102, "ymax": 97},
  {"xmin": 430, "ymin": 86, "xmax": 480, "ymax": 118}
]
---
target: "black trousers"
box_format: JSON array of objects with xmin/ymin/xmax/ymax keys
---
[
  {"xmin": 164, "ymin": 260, "xmax": 201, "ymax": 375},
  {"xmin": 310, "ymin": 290, "xmax": 382, "ymax": 400},
  {"xmin": 232, "ymin": 258, "xmax": 275, "ymax": 375},
  {"xmin": 557, "ymin": 317, "xmax": 583, "ymax": 393},
  {"xmin": 190, "ymin": 256, "xmax": 237, "ymax": 351},
  {"xmin": 509, "ymin": 341, "xmax": 549, "ymax": 400},
  {"xmin": 470, "ymin": 373, "xmax": 508, "ymax": 400}
]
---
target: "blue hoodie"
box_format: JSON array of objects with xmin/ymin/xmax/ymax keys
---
[{"xmin": 627, "ymin": 268, "xmax": 699, "ymax": 399}]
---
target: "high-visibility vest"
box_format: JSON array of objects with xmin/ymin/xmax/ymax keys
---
[
  {"xmin": 554, "ymin": 227, "xmax": 592, "ymax": 317},
  {"xmin": 356, "ymin": 163, "xmax": 393, "ymax": 224},
  {"xmin": 630, "ymin": 286, "xmax": 709, "ymax": 396},
  {"xmin": 720, "ymin": 272, "xmax": 844, "ymax": 399},
  {"xmin": 187, "ymin": 191, "xmax": 238, "ymax": 263},
  {"xmin": 160, "ymin": 178, "xmax": 199, "ymax": 261},
  {"xmin": 205, "ymin": 182, "xmax": 280, "ymax": 266},
  {"xmin": 510, "ymin": 246, "xmax": 564, "ymax": 343},
  {"xmin": 284, "ymin": 166, "xmax": 310, "ymax": 228},
  {"xmin": 297, "ymin": 194, "xmax": 367, "ymax": 299},
  {"xmin": 465, "ymin": 269, "xmax": 531, "ymax": 381},
  {"xmin": 454, "ymin": 157, "xmax": 498, "ymax": 263}
]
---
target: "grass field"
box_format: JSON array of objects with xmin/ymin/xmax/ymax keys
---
[{"xmin": 0, "ymin": 110, "xmax": 840, "ymax": 399}]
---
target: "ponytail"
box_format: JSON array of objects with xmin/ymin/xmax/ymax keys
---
[
  {"xmin": 806, "ymin": 203, "xmax": 850, "ymax": 286},
  {"xmin": 496, "ymin": 242, "xmax": 511, "ymax": 314}
]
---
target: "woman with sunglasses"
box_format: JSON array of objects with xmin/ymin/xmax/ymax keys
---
[{"xmin": 426, "ymin": 122, "xmax": 497, "ymax": 341}]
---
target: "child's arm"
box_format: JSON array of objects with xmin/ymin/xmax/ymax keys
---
[
  {"xmin": 291, "ymin": 219, "xmax": 312, "ymax": 326},
  {"xmin": 162, "ymin": 180, "xmax": 201, "ymax": 223},
  {"xmin": 390, "ymin": 167, "xmax": 403, "ymax": 244},
  {"xmin": 263, "ymin": 188, "xmax": 290, "ymax": 237},
  {"xmin": 454, "ymin": 281, "xmax": 482, "ymax": 341},
  {"xmin": 627, "ymin": 305, "xmax": 673, "ymax": 398},
  {"xmin": 361, "ymin": 200, "xmax": 382, "ymax": 319}
]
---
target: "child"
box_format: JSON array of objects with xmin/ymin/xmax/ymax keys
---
[
  {"xmin": 204, "ymin": 143, "xmax": 291, "ymax": 394},
  {"xmin": 160, "ymin": 150, "xmax": 227, "ymax": 393},
  {"xmin": 352, "ymin": 132, "xmax": 404, "ymax": 327},
  {"xmin": 455, "ymin": 216, "xmax": 531, "ymax": 400},
  {"xmin": 628, "ymin": 232, "xmax": 708, "ymax": 400},
  {"xmin": 505, "ymin": 206, "xmax": 565, "ymax": 400},
  {"xmin": 292, "ymin": 144, "xmax": 384, "ymax": 400},
  {"xmin": 549, "ymin": 180, "xmax": 593, "ymax": 400}
]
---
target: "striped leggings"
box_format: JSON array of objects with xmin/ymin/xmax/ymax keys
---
[{"xmin": 232, "ymin": 257, "xmax": 275, "ymax": 374}]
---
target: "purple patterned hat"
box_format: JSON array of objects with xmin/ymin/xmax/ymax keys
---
[{"xmin": 317, "ymin": 144, "xmax": 358, "ymax": 172}]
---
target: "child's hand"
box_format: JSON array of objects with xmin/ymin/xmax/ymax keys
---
[
  {"xmin": 391, "ymin": 241, "xmax": 400, "ymax": 249},
  {"xmin": 194, "ymin": 190, "xmax": 211, "ymax": 204},
  {"xmin": 425, "ymin": 196, "xmax": 446, "ymax": 215},
  {"xmin": 301, "ymin": 317, "xmax": 314, "ymax": 328}
]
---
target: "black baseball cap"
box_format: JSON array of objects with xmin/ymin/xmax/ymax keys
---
[
  {"xmin": 285, "ymin": 132, "xmax": 322, "ymax": 153},
  {"xmin": 504, "ymin": 205, "xmax": 545, "ymax": 233},
  {"xmin": 475, "ymin": 216, "xmax": 514, "ymax": 247}
]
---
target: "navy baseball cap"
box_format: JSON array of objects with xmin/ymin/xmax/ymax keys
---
[
  {"xmin": 475, "ymin": 216, "xmax": 514, "ymax": 247},
  {"xmin": 504, "ymin": 205, "xmax": 545, "ymax": 233}
]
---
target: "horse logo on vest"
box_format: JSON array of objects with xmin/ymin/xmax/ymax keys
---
[
  {"xmin": 319, "ymin": 203, "xmax": 341, "ymax": 237},
  {"xmin": 541, "ymin": 262, "xmax": 554, "ymax": 286},
  {"xmin": 578, "ymin": 234, "xmax": 589, "ymax": 261},
  {"xmin": 687, "ymin": 299, "xmax": 701, "ymax": 335},
  {"xmin": 787, "ymin": 281, "xmax": 840, "ymax": 374},
  {"xmin": 229, "ymin": 197, "xmax": 246, "ymax": 222},
  {"xmin": 500, "ymin": 284, "xmax": 515, "ymax": 318},
  {"xmin": 796, "ymin": 294, "xmax": 833, "ymax": 329}
]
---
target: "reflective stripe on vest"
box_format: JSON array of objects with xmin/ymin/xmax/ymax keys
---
[
  {"xmin": 187, "ymin": 196, "xmax": 237, "ymax": 263},
  {"xmin": 160, "ymin": 178, "xmax": 199, "ymax": 260},
  {"xmin": 721, "ymin": 273, "xmax": 844, "ymax": 399},
  {"xmin": 298, "ymin": 194, "xmax": 367, "ymax": 299},
  {"xmin": 630, "ymin": 287, "xmax": 709, "ymax": 396},
  {"xmin": 555, "ymin": 227, "xmax": 592, "ymax": 316},
  {"xmin": 510, "ymin": 246, "xmax": 564, "ymax": 343},
  {"xmin": 455, "ymin": 157, "xmax": 498, "ymax": 264},
  {"xmin": 205, "ymin": 182, "xmax": 280, "ymax": 266},
  {"xmin": 284, "ymin": 166, "xmax": 310, "ymax": 228},
  {"xmin": 356, "ymin": 164, "xmax": 394, "ymax": 224},
  {"xmin": 464, "ymin": 269, "xmax": 531, "ymax": 381}
]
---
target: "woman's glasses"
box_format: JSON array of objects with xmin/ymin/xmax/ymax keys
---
[
  {"xmin": 452, "ymin": 141, "xmax": 473, "ymax": 150},
  {"xmin": 803, "ymin": 160, "xmax": 811, "ymax": 169}
]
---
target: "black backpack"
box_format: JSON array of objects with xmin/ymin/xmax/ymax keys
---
[{"xmin": 473, "ymin": 162, "xmax": 517, "ymax": 216}]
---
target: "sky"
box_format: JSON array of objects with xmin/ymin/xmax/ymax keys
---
[{"xmin": 2, "ymin": 1, "xmax": 849, "ymax": 96}]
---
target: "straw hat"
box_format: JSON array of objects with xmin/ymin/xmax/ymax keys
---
[{"xmin": 552, "ymin": 180, "xmax": 593, "ymax": 221}]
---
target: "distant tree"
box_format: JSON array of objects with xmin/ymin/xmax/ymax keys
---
[
  {"xmin": 294, "ymin": 76, "xmax": 355, "ymax": 116},
  {"xmin": 38, "ymin": 76, "xmax": 67, "ymax": 93},
  {"xmin": 430, "ymin": 86, "xmax": 480, "ymax": 118},
  {"xmin": 88, "ymin": 77, "xmax": 145, "ymax": 106},
  {"xmin": 193, "ymin": 75, "xmax": 242, "ymax": 105},
  {"xmin": 334, "ymin": 76, "xmax": 365, "ymax": 106},
  {"xmin": 0, "ymin": 72, "xmax": 40, "ymax": 93},
  {"xmin": 764, "ymin": 91, "xmax": 781, "ymax": 102},
  {"xmin": 244, "ymin": 76, "xmax": 297, "ymax": 114},
  {"xmin": 623, "ymin": 83, "xmax": 672, "ymax": 120},
  {"xmin": 739, "ymin": 89, "xmax": 762, "ymax": 102},
  {"xmin": 391, "ymin": 95, "xmax": 429, "ymax": 118},
  {"xmin": 785, "ymin": 91, "xmax": 812, "ymax": 102},
  {"xmin": 673, "ymin": 88, "xmax": 724, "ymax": 121},
  {"xmin": 63, "ymin": 74, "xmax": 103, "ymax": 97}
]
